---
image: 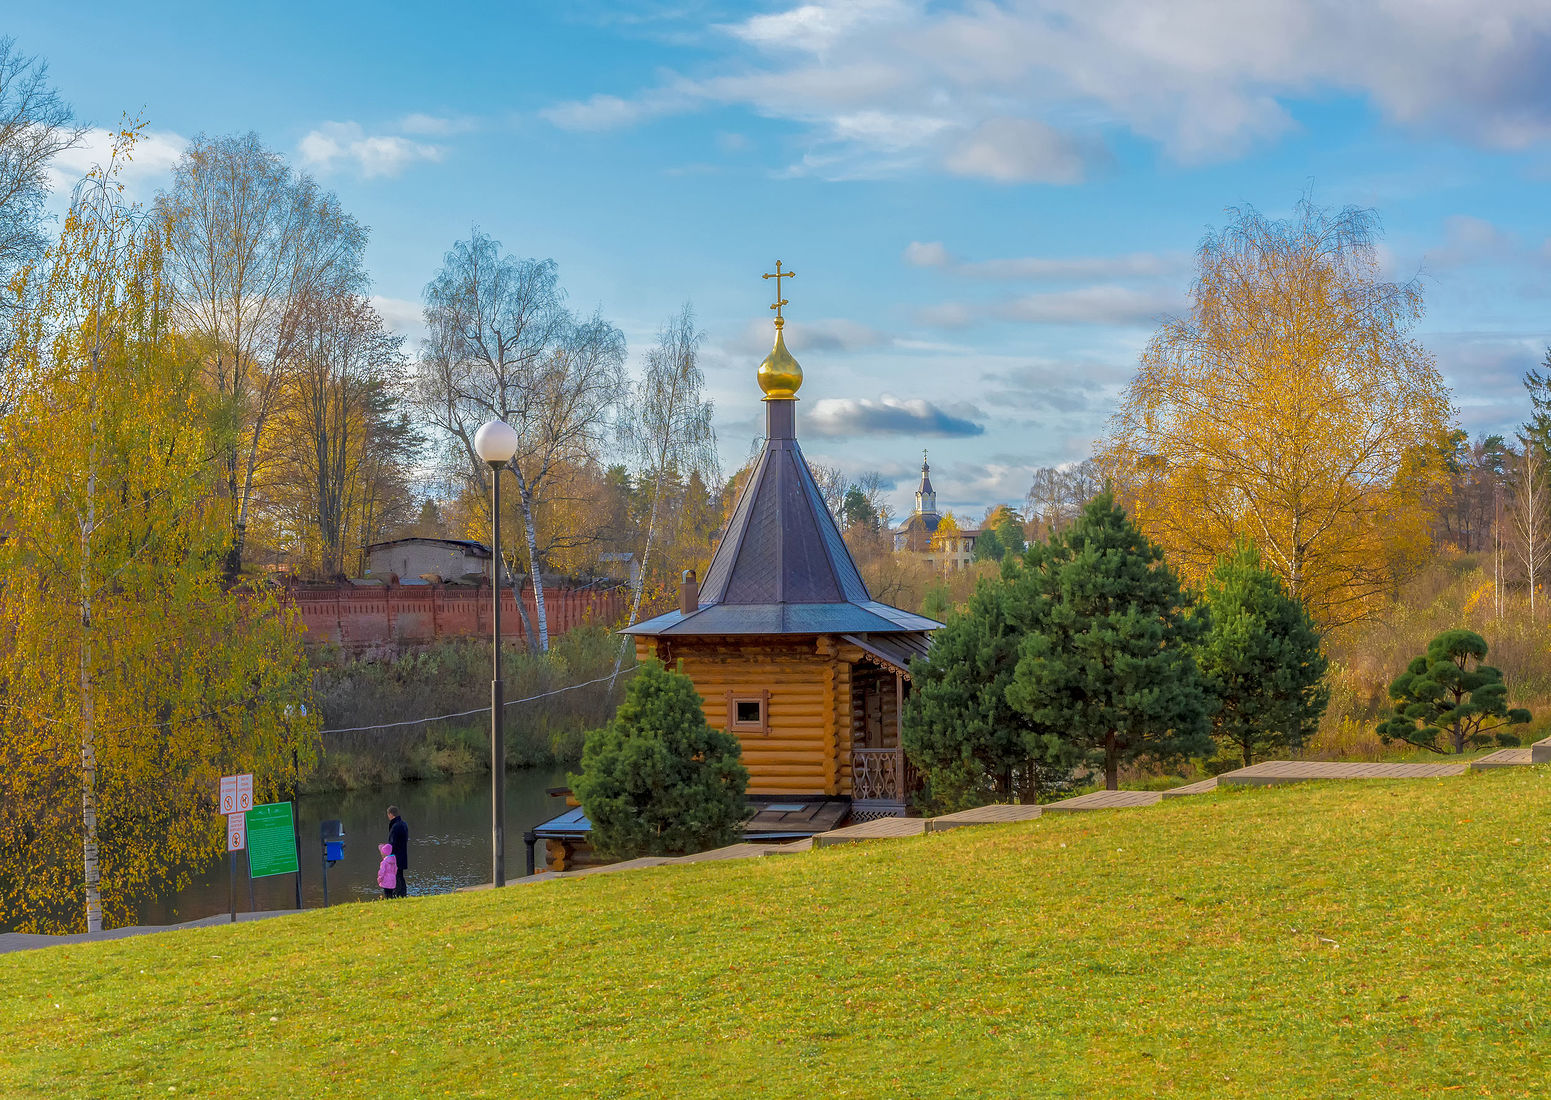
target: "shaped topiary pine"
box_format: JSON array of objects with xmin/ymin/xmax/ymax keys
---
[{"xmin": 1377, "ymin": 629, "xmax": 1531, "ymax": 755}]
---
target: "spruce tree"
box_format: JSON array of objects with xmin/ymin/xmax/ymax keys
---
[
  {"xmin": 903, "ymin": 551, "xmax": 1084, "ymax": 811},
  {"xmin": 572, "ymin": 659, "xmax": 749, "ymax": 858},
  {"xmin": 1377, "ymin": 629, "xmax": 1531, "ymax": 754},
  {"xmin": 1007, "ymin": 492, "xmax": 1213, "ymax": 789},
  {"xmin": 1198, "ymin": 540, "xmax": 1330, "ymax": 768}
]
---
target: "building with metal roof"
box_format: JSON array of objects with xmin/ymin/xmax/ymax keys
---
[{"xmin": 622, "ymin": 270, "xmax": 940, "ymax": 819}]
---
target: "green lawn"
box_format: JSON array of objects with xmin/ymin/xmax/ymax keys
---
[{"xmin": 5, "ymin": 767, "xmax": 1551, "ymax": 1098}]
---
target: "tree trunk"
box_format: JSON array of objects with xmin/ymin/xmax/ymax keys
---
[
  {"xmin": 1243, "ymin": 739, "xmax": 1252, "ymax": 769},
  {"xmin": 612, "ymin": 463, "xmax": 668, "ymax": 690},
  {"xmin": 1105, "ymin": 731, "xmax": 1118, "ymax": 791},
  {"xmin": 81, "ymin": 441, "xmax": 102, "ymax": 934},
  {"xmin": 516, "ymin": 480, "xmax": 549, "ymax": 654}
]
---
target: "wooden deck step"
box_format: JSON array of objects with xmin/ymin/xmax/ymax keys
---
[
  {"xmin": 669, "ymin": 843, "xmax": 777, "ymax": 864},
  {"xmin": 1471, "ymin": 747, "xmax": 1535, "ymax": 770},
  {"xmin": 926, "ymin": 804, "xmax": 1043, "ymax": 832},
  {"xmin": 1219, "ymin": 760, "xmax": 1467, "ymax": 786},
  {"xmin": 1044, "ymin": 790, "xmax": 1164, "ymax": 812},
  {"xmin": 813, "ymin": 817, "xmax": 928, "ymax": 848},
  {"xmin": 1532, "ymin": 736, "xmax": 1551, "ymax": 764},
  {"xmin": 1161, "ymin": 777, "xmax": 1219, "ymax": 798}
]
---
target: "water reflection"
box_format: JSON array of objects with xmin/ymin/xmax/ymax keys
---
[{"xmin": 130, "ymin": 767, "xmax": 571, "ymax": 926}]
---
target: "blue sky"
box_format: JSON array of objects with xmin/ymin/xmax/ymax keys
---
[{"xmin": 16, "ymin": 1, "xmax": 1551, "ymax": 520}]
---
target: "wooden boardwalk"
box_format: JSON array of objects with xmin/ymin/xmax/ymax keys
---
[
  {"xmin": 525, "ymin": 745, "xmax": 1545, "ymax": 883},
  {"xmin": 1161, "ymin": 777, "xmax": 1219, "ymax": 798},
  {"xmin": 813, "ymin": 817, "xmax": 928, "ymax": 848},
  {"xmin": 1043, "ymin": 789, "xmax": 1164, "ymax": 812},
  {"xmin": 1219, "ymin": 760, "xmax": 1466, "ymax": 786},
  {"xmin": 926, "ymin": 804, "xmax": 1043, "ymax": 832},
  {"xmin": 1471, "ymin": 748, "xmax": 1534, "ymax": 770}
]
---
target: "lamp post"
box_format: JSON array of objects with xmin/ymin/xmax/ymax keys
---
[{"xmin": 474, "ymin": 418, "xmax": 519, "ymax": 886}]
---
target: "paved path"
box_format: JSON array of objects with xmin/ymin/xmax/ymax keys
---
[
  {"xmin": 0, "ymin": 909, "xmax": 299, "ymax": 956},
  {"xmin": 1219, "ymin": 760, "xmax": 1466, "ymax": 786}
]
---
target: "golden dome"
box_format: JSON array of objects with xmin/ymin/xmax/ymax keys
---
[{"xmin": 758, "ymin": 320, "xmax": 803, "ymax": 401}]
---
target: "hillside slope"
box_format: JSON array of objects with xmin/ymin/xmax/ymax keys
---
[{"xmin": 5, "ymin": 768, "xmax": 1551, "ymax": 1098}]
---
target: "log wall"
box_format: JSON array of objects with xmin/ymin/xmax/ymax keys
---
[{"xmin": 640, "ymin": 636, "xmax": 847, "ymax": 796}]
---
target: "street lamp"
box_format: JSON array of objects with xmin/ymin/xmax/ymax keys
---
[{"xmin": 474, "ymin": 418, "xmax": 519, "ymax": 886}]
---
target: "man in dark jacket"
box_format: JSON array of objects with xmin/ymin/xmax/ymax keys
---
[{"xmin": 386, "ymin": 805, "xmax": 409, "ymax": 897}]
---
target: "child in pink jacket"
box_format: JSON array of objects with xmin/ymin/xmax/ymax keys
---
[{"xmin": 377, "ymin": 843, "xmax": 398, "ymax": 900}]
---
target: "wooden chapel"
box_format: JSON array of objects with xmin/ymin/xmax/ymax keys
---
[{"xmin": 622, "ymin": 265, "xmax": 941, "ymax": 821}]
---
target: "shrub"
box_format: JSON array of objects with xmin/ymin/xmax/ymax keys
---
[{"xmin": 571, "ymin": 659, "xmax": 748, "ymax": 859}]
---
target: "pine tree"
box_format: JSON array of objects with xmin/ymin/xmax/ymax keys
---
[
  {"xmin": 903, "ymin": 551, "xmax": 1084, "ymax": 811},
  {"xmin": 572, "ymin": 659, "xmax": 748, "ymax": 859},
  {"xmin": 1377, "ymin": 629, "xmax": 1530, "ymax": 754},
  {"xmin": 1007, "ymin": 492, "xmax": 1213, "ymax": 790},
  {"xmin": 970, "ymin": 526, "xmax": 1005, "ymax": 563},
  {"xmin": 995, "ymin": 512, "xmax": 1028, "ymax": 557},
  {"xmin": 1198, "ymin": 540, "xmax": 1330, "ymax": 768}
]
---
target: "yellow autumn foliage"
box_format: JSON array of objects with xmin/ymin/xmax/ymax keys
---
[
  {"xmin": 0, "ymin": 134, "xmax": 318, "ymax": 933},
  {"xmin": 1100, "ymin": 199, "xmax": 1453, "ymax": 630}
]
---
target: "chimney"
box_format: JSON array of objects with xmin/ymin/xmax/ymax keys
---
[{"xmin": 679, "ymin": 569, "xmax": 699, "ymax": 615}]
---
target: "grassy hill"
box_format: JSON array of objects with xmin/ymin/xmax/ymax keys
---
[{"xmin": 5, "ymin": 767, "xmax": 1551, "ymax": 1098}]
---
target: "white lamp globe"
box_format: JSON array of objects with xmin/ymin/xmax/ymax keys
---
[{"xmin": 474, "ymin": 419, "xmax": 519, "ymax": 465}]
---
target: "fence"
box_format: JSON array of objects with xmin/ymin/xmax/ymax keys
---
[{"xmin": 284, "ymin": 580, "xmax": 630, "ymax": 653}]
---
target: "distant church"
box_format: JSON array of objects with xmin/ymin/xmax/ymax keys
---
[{"xmin": 892, "ymin": 452, "xmax": 979, "ymax": 571}]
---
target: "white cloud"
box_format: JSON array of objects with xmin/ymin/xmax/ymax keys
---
[
  {"xmin": 540, "ymin": 89, "xmax": 693, "ymax": 131},
  {"xmin": 371, "ymin": 295, "xmax": 426, "ymax": 345},
  {"xmin": 944, "ymin": 118, "xmax": 1092, "ymax": 184},
  {"xmin": 298, "ymin": 121, "xmax": 444, "ymax": 178},
  {"xmin": 541, "ymin": 0, "xmax": 1551, "ymax": 180},
  {"xmin": 904, "ymin": 241, "xmax": 952, "ymax": 268},
  {"xmin": 398, "ymin": 113, "xmax": 478, "ymax": 136},
  {"xmin": 807, "ymin": 393, "xmax": 986, "ymax": 438},
  {"xmin": 920, "ymin": 284, "xmax": 1183, "ymax": 327},
  {"xmin": 906, "ymin": 240, "xmax": 1186, "ymax": 280},
  {"xmin": 46, "ymin": 127, "xmax": 187, "ymax": 201}
]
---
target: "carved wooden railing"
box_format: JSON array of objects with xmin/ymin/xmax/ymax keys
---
[{"xmin": 851, "ymin": 749, "xmax": 918, "ymax": 802}]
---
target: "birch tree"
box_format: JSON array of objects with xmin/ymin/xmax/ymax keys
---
[
  {"xmin": 419, "ymin": 230, "xmax": 625, "ymax": 652},
  {"xmin": 1507, "ymin": 436, "xmax": 1550, "ymax": 619},
  {"xmin": 0, "ymin": 38, "xmax": 83, "ymax": 326},
  {"xmin": 1100, "ymin": 199, "xmax": 1452, "ymax": 629},
  {"xmin": 0, "ymin": 133, "xmax": 317, "ymax": 933},
  {"xmin": 155, "ymin": 132, "xmax": 367, "ymax": 574},
  {"xmin": 620, "ymin": 304, "xmax": 716, "ymax": 626}
]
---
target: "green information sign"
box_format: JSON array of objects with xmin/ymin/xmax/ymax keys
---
[{"xmin": 245, "ymin": 801, "xmax": 299, "ymax": 879}]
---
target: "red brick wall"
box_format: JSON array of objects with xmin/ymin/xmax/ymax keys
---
[{"xmin": 283, "ymin": 582, "xmax": 630, "ymax": 652}]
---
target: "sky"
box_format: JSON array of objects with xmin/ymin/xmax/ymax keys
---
[{"xmin": 13, "ymin": 0, "xmax": 1551, "ymax": 522}]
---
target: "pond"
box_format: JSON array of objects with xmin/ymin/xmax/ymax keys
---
[{"xmin": 128, "ymin": 767, "xmax": 572, "ymax": 927}]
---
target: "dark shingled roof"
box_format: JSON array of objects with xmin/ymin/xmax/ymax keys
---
[{"xmin": 623, "ymin": 404, "xmax": 942, "ymax": 638}]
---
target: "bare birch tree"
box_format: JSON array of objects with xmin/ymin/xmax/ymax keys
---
[
  {"xmin": 155, "ymin": 133, "xmax": 367, "ymax": 574},
  {"xmin": 611, "ymin": 304, "xmax": 716, "ymax": 682},
  {"xmin": 0, "ymin": 38, "xmax": 84, "ymax": 330},
  {"xmin": 419, "ymin": 230, "xmax": 625, "ymax": 652},
  {"xmin": 1507, "ymin": 436, "xmax": 1550, "ymax": 619}
]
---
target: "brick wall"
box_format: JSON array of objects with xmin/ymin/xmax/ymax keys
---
[{"xmin": 284, "ymin": 581, "xmax": 630, "ymax": 653}]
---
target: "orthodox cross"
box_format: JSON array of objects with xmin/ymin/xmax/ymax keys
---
[{"xmin": 762, "ymin": 260, "xmax": 796, "ymax": 322}]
